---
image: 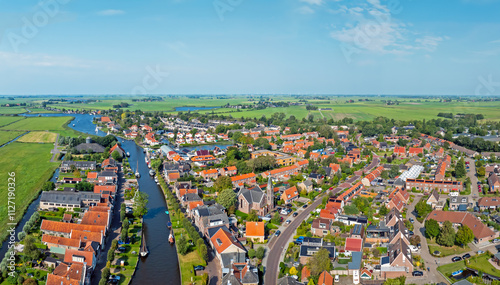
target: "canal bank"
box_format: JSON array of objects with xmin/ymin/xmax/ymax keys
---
[{"xmin": 1, "ymin": 113, "xmax": 181, "ymax": 285}]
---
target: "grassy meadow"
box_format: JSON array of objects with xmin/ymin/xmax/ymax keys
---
[
  {"xmin": 0, "ymin": 142, "xmax": 59, "ymax": 243},
  {"xmin": 17, "ymin": 131, "xmax": 58, "ymax": 143},
  {"xmin": 0, "ymin": 116, "xmax": 82, "ymax": 137},
  {"xmin": 0, "ymin": 131, "xmax": 26, "ymax": 146}
]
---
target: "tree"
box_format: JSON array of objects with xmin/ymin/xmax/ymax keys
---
[
  {"xmin": 383, "ymin": 276, "xmax": 406, "ymax": 285},
  {"xmin": 23, "ymin": 235, "xmax": 39, "ymax": 260},
  {"xmin": 455, "ymin": 157, "xmax": 466, "ymax": 178},
  {"xmin": 256, "ymin": 246, "xmax": 265, "ymax": 260},
  {"xmin": 379, "ymin": 205, "xmax": 389, "ymax": 216},
  {"xmin": 404, "ymin": 220, "xmax": 414, "ymax": 231},
  {"xmin": 437, "ymin": 220, "xmax": 455, "ymax": 247},
  {"xmin": 410, "ymin": 235, "xmax": 421, "ymax": 246},
  {"xmin": 111, "ymin": 150, "xmax": 122, "ymax": 162},
  {"xmin": 23, "ymin": 279, "xmax": 37, "ymax": 285},
  {"xmin": 271, "ymin": 212, "xmax": 281, "ymax": 224},
  {"xmin": 41, "ymin": 181, "xmax": 55, "ymax": 192},
  {"xmin": 133, "ymin": 192, "xmax": 149, "ymax": 218},
  {"xmin": 120, "ymin": 203, "xmax": 126, "ymax": 222},
  {"xmin": 248, "ymin": 248, "xmax": 256, "ymax": 259},
  {"xmin": 247, "ymin": 210, "xmax": 259, "ymax": 222},
  {"xmin": 343, "ymin": 205, "xmax": 359, "ymax": 215},
  {"xmin": 456, "ymin": 225, "xmax": 474, "ymax": 246},
  {"xmin": 107, "ymin": 248, "xmax": 115, "ymax": 262},
  {"xmin": 178, "ymin": 235, "xmax": 189, "ymax": 255},
  {"xmin": 289, "ymin": 267, "xmax": 298, "ymax": 276},
  {"xmin": 415, "ymin": 199, "xmax": 431, "ymax": 218},
  {"xmin": 307, "ymin": 248, "xmax": 332, "ymax": 276},
  {"xmin": 307, "ymin": 279, "xmax": 315, "ymax": 285},
  {"xmin": 477, "ymin": 166, "xmax": 486, "ymax": 177},
  {"xmin": 389, "ymin": 165, "xmax": 399, "ymax": 178},
  {"xmin": 425, "ymin": 219, "xmax": 440, "ymax": 239},
  {"xmin": 214, "ymin": 176, "xmax": 232, "ymax": 191},
  {"xmin": 217, "ymin": 188, "xmax": 237, "ymax": 209},
  {"xmin": 372, "ymin": 248, "xmax": 380, "ymax": 258}
]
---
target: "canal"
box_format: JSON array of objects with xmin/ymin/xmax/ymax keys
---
[{"xmin": 1, "ymin": 113, "xmax": 181, "ymax": 285}]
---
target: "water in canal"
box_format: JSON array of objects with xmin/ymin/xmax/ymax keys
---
[{"xmin": 1, "ymin": 113, "xmax": 181, "ymax": 285}]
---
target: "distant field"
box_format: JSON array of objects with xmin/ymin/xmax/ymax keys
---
[
  {"xmin": 0, "ymin": 142, "xmax": 59, "ymax": 243},
  {"xmin": 0, "ymin": 116, "xmax": 23, "ymax": 127},
  {"xmin": 0, "ymin": 107, "xmax": 26, "ymax": 114},
  {"xmin": 15, "ymin": 95, "xmax": 500, "ymax": 121},
  {"xmin": 0, "ymin": 131, "xmax": 26, "ymax": 146},
  {"xmin": 0, "ymin": 116, "xmax": 82, "ymax": 137},
  {"xmin": 18, "ymin": 131, "xmax": 57, "ymax": 143}
]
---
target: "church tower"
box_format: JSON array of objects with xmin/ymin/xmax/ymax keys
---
[{"xmin": 266, "ymin": 177, "xmax": 274, "ymax": 209}]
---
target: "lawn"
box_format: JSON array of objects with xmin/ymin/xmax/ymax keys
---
[
  {"xmin": 468, "ymin": 254, "xmax": 500, "ymax": 278},
  {"xmin": 17, "ymin": 131, "xmax": 58, "ymax": 143},
  {"xmin": 0, "ymin": 142, "xmax": 59, "ymax": 243},
  {"xmin": 437, "ymin": 259, "xmax": 466, "ymax": 282},
  {"xmin": 0, "ymin": 116, "xmax": 83, "ymax": 137},
  {"xmin": 0, "ymin": 131, "xmax": 26, "ymax": 145},
  {"xmin": 428, "ymin": 242, "xmax": 471, "ymax": 257}
]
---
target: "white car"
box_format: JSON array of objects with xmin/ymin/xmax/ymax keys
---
[
  {"xmin": 409, "ymin": 245, "xmax": 418, "ymax": 252},
  {"xmin": 335, "ymin": 275, "xmax": 340, "ymax": 282}
]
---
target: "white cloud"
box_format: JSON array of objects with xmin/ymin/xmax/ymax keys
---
[
  {"xmin": 297, "ymin": 6, "xmax": 315, "ymax": 14},
  {"xmin": 300, "ymin": 0, "xmax": 323, "ymax": 6},
  {"xmin": 328, "ymin": 1, "xmax": 445, "ymax": 55},
  {"xmin": 0, "ymin": 51, "xmax": 92, "ymax": 68},
  {"xmin": 97, "ymin": 9, "xmax": 125, "ymax": 16}
]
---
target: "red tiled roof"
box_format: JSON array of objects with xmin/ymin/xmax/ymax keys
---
[
  {"xmin": 63, "ymin": 249, "xmax": 94, "ymax": 265},
  {"xmin": 246, "ymin": 222, "xmax": 265, "ymax": 237},
  {"xmin": 345, "ymin": 237, "xmax": 363, "ymax": 252},
  {"xmin": 42, "ymin": 235, "xmax": 80, "ymax": 248},
  {"xmin": 42, "ymin": 220, "xmax": 105, "ymax": 235},
  {"xmin": 210, "ymin": 228, "xmax": 245, "ymax": 254}
]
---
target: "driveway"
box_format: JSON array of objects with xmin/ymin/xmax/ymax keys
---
[{"xmin": 465, "ymin": 157, "xmax": 479, "ymax": 201}]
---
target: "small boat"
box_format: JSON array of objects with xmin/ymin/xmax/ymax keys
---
[
  {"xmin": 169, "ymin": 233, "xmax": 175, "ymax": 244},
  {"xmin": 143, "ymin": 148, "xmax": 146, "ymax": 153},
  {"xmin": 452, "ymin": 270, "xmax": 463, "ymax": 276},
  {"xmin": 135, "ymin": 161, "xmax": 140, "ymax": 178},
  {"xmin": 149, "ymin": 170, "xmax": 155, "ymax": 176},
  {"xmin": 167, "ymin": 222, "xmax": 172, "ymax": 229},
  {"xmin": 72, "ymin": 124, "xmax": 75, "ymax": 127},
  {"xmin": 126, "ymin": 152, "xmax": 130, "ymax": 157},
  {"xmin": 154, "ymin": 177, "xmax": 158, "ymax": 183},
  {"xmin": 140, "ymin": 233, "xmax": 149, "ymax": 257}
]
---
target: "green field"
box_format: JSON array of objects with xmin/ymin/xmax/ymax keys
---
[
  {"xmin": 0, "ymin": 116, "xmax": 82, "ymax": 137},
  {"xmin": 438, "ymin": 253, "xmax": 500, "ymax": 282},
  {"xmin": 0, "ymin": 142, "xmax": 59, "ymax": 243},
  {"xmin": 0, "ymin": 131, "xmax": 26, "ymax": 146},
  {"xmin": 17, "ymin": 131, "xmax": 57, "ymax": 143},
  {"xmin": 41, "ymin": 96, "xmax": 500, "ymax": 121},
  {"xmin": 0, "ymin": 116, "xmax": 23, "ymax": 127}
]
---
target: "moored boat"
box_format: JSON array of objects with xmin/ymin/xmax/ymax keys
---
[
  {"xmin": 169, "ymin": 233, "xmax": 174, "ymax": 244},
  {"xmin": 135, "ymin": 161, "xmax": 140, "ymax": 178},
  {"xmin": 167, "ymin": 222, "xmax": 172, "ymax": 229},
  {"xmin": 140, "ymin": 232, "xmax": 149, "ymax": 257}
]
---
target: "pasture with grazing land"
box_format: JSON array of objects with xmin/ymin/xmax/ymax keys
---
[
  {"xmin": 0, "ymin": 131, "xmax": 27, "ymax": 146},
  {"xmin": 0, "ymin": 116, "xmax": 82, "ymax": 137},
  {"xmin": 17, "ymin": 131, "xmax": 58, "ymax": 143},
  {"xmin": 0, "ymin": 142, "xmax": 59, "ymax": 243}
]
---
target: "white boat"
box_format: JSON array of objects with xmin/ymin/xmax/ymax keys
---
[
  {"xmin": 140, "ymin": 233, "xmax": 149, "ymax": 257},
  {"xmin": 126, "ymin": 152, "xmax": 130, "ymax": 157},
  {"xmin": 149, "ymin": 170, "xmax": 155, "ymax": 176},
  {"xmin": 135, "ymin": 161, "xmax": 140, "ymax": 178}
]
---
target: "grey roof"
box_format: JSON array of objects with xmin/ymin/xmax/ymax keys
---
[
  {"xmin": 61, "ymin": 161, "xmax": 96, "ymax": 168},
  {"xmin": 182, "ymin": 193, "xmax": 202, "ymax": 202},
  {"xmin": 238, "ymin": 187, "xmax": 264, "ymax": 205},
  {"xmin": 196, "ymin": 205, "xmax": 225, "ymax": 217},
  {"xmin": 75, "ymin": 143, "xmax": 105, "ymax": 153},
  {"xmin": 450, "ymin": 196, "xmax": 469, "ymax": 205},
  {"xmin": 452, "ymin": 280, "xmax": 473, "ymax": 285},
  {"xmin": 301, "ymin": 180, "xmax": 313, "ymax": 187},
  {"xmin": 98, "ymin": 170, "xmax": 117, "ymax": 177},
  {"xmin": 40, "ymin": 191, "xmax": 100, "ymax": 205},
  {"xmin": 277, "ymin": 276, "xmax": 302, "ymax": 285},
  {"xmin": 220, "ymin": 274, "xmax": 241, "ymax": 285},
  {"xmin": 220, "ymin": 251, "xmax": 246, "ymax": 269},
  {"xmin": 299, "ymin": 244, "xmax": 335, "ymax": 258},
  {"xmin": 348, "ymin": 251, "xmax": 363, "ymax": 270},
  {"xmin": 202, "ymin": 214, "xmax": 230, "ymax": 230}
]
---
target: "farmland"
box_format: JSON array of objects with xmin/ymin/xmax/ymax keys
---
[
  {"xmin": 17, "ymin": 131, "xmax": 58, "ymax": 143},
  {"xmin": 0, "ymin": 131, "xmax": 26, "ymax": 146},
  {"xmin": 0, "ymin": 142, "xmax": 59, "ymax": 243},
  {"xmin": 0, "ymin": 116, "xmax": 23, "ymax": 127},
  {"xmin": 41, "ymin": 96, "xmax": 500, "ymax": 121},
  {"xmin": 0, "ymin": 116, "xmax": 82, "ymax": 137}
]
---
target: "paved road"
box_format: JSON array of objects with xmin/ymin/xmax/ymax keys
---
[
  {"xmin": 264, "ymin": 195, "xmax": 325, "ymax": 284},
  {"xmin": 465, "ymin": 157, "xmax": 479, "ymax": 201}
]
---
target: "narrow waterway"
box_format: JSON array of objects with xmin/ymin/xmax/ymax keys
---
[
  {"xmin": 1, "ymin": 113, "xmax": 180, "ymax": 285},
  {"xmin": 118, "ymin": 138, "xmax": 180, "ymax": 285}
]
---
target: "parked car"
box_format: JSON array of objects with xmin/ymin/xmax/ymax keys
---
[
  {"xmin": 108, "ymin": 275, "xmax": 121, "ymax": 284},
  {"xmin": 293, "ymin": 212, "xmax": 298, "ymax": 217},
  {"xmin": 194, "ymin": 266, "xmax": 205, "ymax": 271},
  {"xmin": 409, "ymin": 218, "xmax": 414, "ymax": 223},
  {"xmin": 478, "ymin": 250, "xmax": 485, "ymax": 254},
  {"xmin": 302, "ymin": 204, "xmax": 308, "ymax": 209},
  {"xmin": 275, "ymin": 230, "xmax": 281, "ymax": 237},
  {"xmin": 117, "ymin": 246, "xmax": 126, "ymax": 252},
  {"xmin": 280, "ymin": 209, "xmax": 288, "ymax": 215},
  {"xmin": 409, "ymin": 231, "xmax": 414, "ymax": 236},
  {"xmin": 417, "ymin": 243, "xmax": 421, "ymax": 249},
  {"xmin": 409, "ymin": 245, "xmax": 418, "ymax": 252},
  {"xmin": 286, "ymin": 219, "xmax": 291, "ymax": 225},
  {"xmin": 494, "ymin": 239, "xmax": 500, "ymax": 243},
  {"xmin": 452, "ymin": 256, "xmax": 462, "ymax": 262},
  {"xmin": 434, "ymin": 250, "xmax": 441, "ymax": 256},
  {"xmin": 412, "ymin": 271, "xmax": 424, "ymax": 276},
  {"xmin": 335, "ymin": 275, "xmax": 340, "ymax": 282},
  {"xmin": 462, "ymin": 253, "xmax": 471, "ymax": 259}
]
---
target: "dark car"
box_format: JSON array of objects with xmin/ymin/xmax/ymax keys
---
[
  {"xmin": 194, "ymin": 265, "xmax": 205, "ymax": 271},
  {"xmin": 302, "ymin": 204, "xmax": 308, "ymax": 209},
  {"xmin": 275, "ymin": 230, "xmax": 281, "ymax": 237},
  {"xmin": 117, "ymin": 246, "xmax": 126, "ymax": 252},
  {"xmin": 462, "ymin": 253, "xmax": 471, "ymax": 259},
  {"xmin": 412, "ymin": 271, "xmax": 423, "ymax": 276},
  {"xmin": 409, "ymin": 231, "xmax": 414, "ymax": 236},
  {"xmin": 452, "ymin": 256, "xmax": 462, "ymax": 262},
  {"xmin": 285, "ymin": 203, "xmax": 292, "ymax": 208},
  {"xmin": 293, "ymin": 212, "xmax": 298, "ymax": 217}
]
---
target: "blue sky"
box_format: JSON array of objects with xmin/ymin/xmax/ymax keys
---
[{"xmin": 0, "ymin": 0, "xmax": 499, "ymax": 95}]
